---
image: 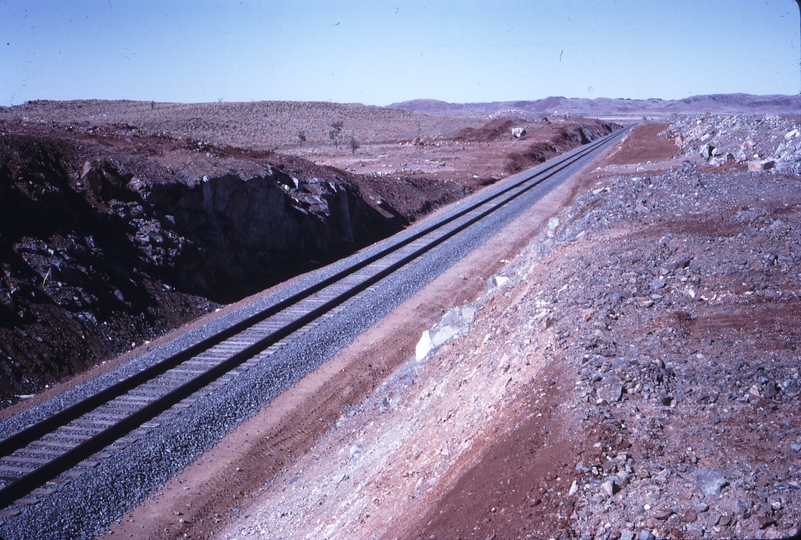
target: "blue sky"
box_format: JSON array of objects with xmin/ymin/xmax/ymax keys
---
[{"xmin": 1, "ymin": 0, "xmax": 799, "ymax": 106}]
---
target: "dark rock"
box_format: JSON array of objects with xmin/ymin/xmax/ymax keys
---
[
  {"xmin": 601, "ymin": 478, "xmax": 619, "ymax": 497},
  {"xmin": 757, "ymin": 515, "xmax": 777, "ymax": 529},
  {"xmin": 700, "ymin": 144, "xmax": 715, "ymax": 159},
  {"xmin": 598, "ymin": 379, "xmax": 624, "ymax": 403},
  {"xmin": 696, "ymin": 469, "xmax": 728, "ymax": 496},
  {"xmin": 654, "ymin": 508, "xmax": 674, "ymax": 520},
  {"xmin": 681, "ymin": 509, "xmax": 697, "ymax": 523},
  {"xmin": 685, "ymin": 524, "xmax": 703, "ymax": 537}
]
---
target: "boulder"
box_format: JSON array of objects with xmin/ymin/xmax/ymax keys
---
[
  {"xmin": 696, "ymin": 469, "xmax": 728, "ymax": 496},
  {"xmin": 415, "ymin": 330, "xmax": 433, "ymax": 361}
]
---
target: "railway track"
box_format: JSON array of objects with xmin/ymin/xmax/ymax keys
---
[{"xmin": 0, "ymin": 126, "xmax": 629, "ymax": 518}]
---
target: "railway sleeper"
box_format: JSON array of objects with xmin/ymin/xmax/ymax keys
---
[
  {"xmin": 32, "ymin": 439, "xmax": 79, "ymax": 450},
  {"xmin": 70, "ymin": 418, "xmax": 122, "ymax": 428},
  {"xmin": 2, "ymin": 456, "xmax": 51, "ymax": 465},
  {"xmin": 111, "ymin": 396, "xmax": 153, "ymax": 404},
  {"xmin": 90, "ymin": 407, "xmax": 133, "ymax": 417},
  {"xmin": 50, "ymin": 433, "xmax": 93, "ymax": 441},
  {"xmin": 15, "ymin": 448, "xmax": 62, "ymax": 457},
  {"xmin": 60, "ymin": 425, "xmax": 105, "ymax": 435},
  {"xmin": 0, "ymin": 465, "xmax": 36, "ymax": 474}
]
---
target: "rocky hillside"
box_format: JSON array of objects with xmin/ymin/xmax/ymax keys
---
[{"xmin": 389, "ymin": 94, "xmax": 801, "ymax": 118}]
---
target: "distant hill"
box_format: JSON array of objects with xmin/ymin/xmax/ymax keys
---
[{"xmin": 388, "ymin": 94, "xmax": 801, "ymax": 117}]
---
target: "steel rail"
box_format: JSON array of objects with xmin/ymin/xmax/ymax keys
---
[{"xmin": 0, "ymin": 126, "xmax": 628, "ymax": 508}]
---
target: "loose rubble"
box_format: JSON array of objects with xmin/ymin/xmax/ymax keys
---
[
  {"xmin": 416, "ymin": 121, "xmax": 801, "ymax": 539},
  {"xmin": 666, "ymin": 113, "xmax": 801, "ymax": 173},
  {"xmin": 557, "ymin": 161, "xmax": 801, "ymax": 538}
]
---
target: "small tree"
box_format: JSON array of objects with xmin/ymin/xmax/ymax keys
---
[
  {"xmin": 349, "ymin": 135, "xmax": 360, "ymax": 154},
  {"xmin": 329, "ymin": 120, "xmax": 343, "ymax": 148},
  {"xmin": 297, "ymin": 130, "xmax": 307, "ymax": 145}
]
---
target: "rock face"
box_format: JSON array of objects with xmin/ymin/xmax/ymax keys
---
[
  {"xmin": 140, "ymin": 168, "xmax": 395, "ymax": 300},
  {"xmin": 0, "ymin": 132, "xmax": 399, "ymax": 403}
]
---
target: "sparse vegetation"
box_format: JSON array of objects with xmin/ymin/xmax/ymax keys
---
[
  {"xmin": 297, "ymin": 130, "xmax": 307, "ymax": 145},
  {"xmin": 349, "ymin": 135, "xmax": 360, "ymax": 154},
  {"xmin": 329, "ymin": 120, "xmax": 344, "ymax": 148},
  {"xmin": 0, "ymin": 101, "xmax": 486, "ymax": 152}
]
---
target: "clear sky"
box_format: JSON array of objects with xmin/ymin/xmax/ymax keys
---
[{"xmin": 1, "ymin": 0, "xmax": 799, "ymax": 107}]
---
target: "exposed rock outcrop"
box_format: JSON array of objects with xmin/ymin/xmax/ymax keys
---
[
  {"xmin": 133, "ymin": 167, "xmax": 396, "ymax": 300},
  {"xmin": 0, "ymin": 132, "xmax": 399, "ymax": 403}
]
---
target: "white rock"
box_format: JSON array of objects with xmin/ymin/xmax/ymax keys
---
[
  {"xmin": 431, "ymin": 325, "xmax": 459, "ymax": 348},
  {"xmin": 546, "ymin": 217, "xmax": 560, "ymax": 237},
  {"xmin": 415, "ymin": 330, "xmax": 432, "ymax": 361}
]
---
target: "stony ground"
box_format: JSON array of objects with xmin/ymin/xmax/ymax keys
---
[
  {"xmin": 132, "ymin": 121, "xmax": 800, "ymax": 540},
  {"xmin": 411, "ymin": 126, "xmax": 801, "ymax": 540}
]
